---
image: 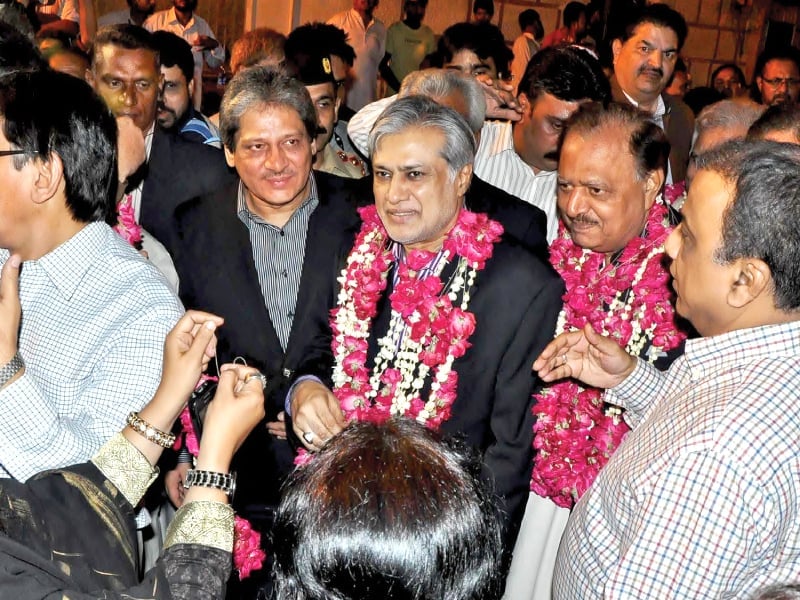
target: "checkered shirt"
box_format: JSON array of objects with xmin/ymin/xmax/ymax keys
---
[
  {"xmin": 0, "ymin": 222, "xmax": 183, "ymax": 481},
  {"xmin": 553, "ymin": 320, "xmax": 800, "ymax": 599}
]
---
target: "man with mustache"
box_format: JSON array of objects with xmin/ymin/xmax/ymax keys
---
[
  {"xmin": 610, "ymin": 3, "xmax": 693, "ymax": 183},
  {"xmin": 752, "ymin": 46, "xmax": 800, "ymax": 108},
  {"xmin": 537, "ymin": 139, "xmax": 800, "ymax": 599}
]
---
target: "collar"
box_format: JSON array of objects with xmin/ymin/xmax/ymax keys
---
[
  {"xmin": 236, "ymin": 173, "xmax": 319, "ymax": 226},
  {"xmin": 684, "ymin": 320, "xmax": 800, "ymax": 381},
  {"xmin": 483, "ymin": 121, "xmax": 556, "ymax": 178},
  {"xmin": 166, "ymin": 6, "xmax": 194, "ymax": 29},
  {"xmin": 27, "ymin": 222, "xmax": 108, "ymax": 300},
  {"xmin": 620, "ymin": 88, "xmax": 667, "ymax": 119},
  {"xmin": 349, "ymin": 8, "xmax": 375, "ymax": 29}
]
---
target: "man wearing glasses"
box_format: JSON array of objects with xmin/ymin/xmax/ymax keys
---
[{"xmin": 753, "ymin": 46, "xmax": 800, "ymax": 107}]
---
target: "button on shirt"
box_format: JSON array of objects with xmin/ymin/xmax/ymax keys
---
[
  {"xmin": 554, "ymin": 321, "xmax": 800, "ymax": 599},
  {"xmin": 474, "ymin": 120, "xmax": 559, "ymax": 242},
  {"xmin": 327, "ymin": 9, "xmax": 387, "ymax": 112},
  {"xmin": 237, "ymin": 177, "xmax": 318, "ymax": 350},
  {"xmin": 0, "ymin": 223, "xmax": 183, "ymax": 481}
]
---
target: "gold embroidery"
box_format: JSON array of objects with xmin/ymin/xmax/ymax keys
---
[
  {"xmin": 91, "ymin": 433, "xmax": 158, "ymax": 507},
  {"xmin": 164, "ymin": 501, "xmax": 234, "ymax": 552}
]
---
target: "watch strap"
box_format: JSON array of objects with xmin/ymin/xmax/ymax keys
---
[
  {"xmin": 0, "ymin": 352, "xmax": 24, "ymax": 388},
  {"xmin": 183, "ymin": 468, "xmax": 237, "ymax": 499}
]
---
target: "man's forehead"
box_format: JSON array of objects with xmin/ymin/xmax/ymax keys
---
[
  {"xmin": 624, "ymin": 21, "xmax": 679, "ymax": 46},
  {"xmin": 763, "ymin": 59, "xmax": 800, "ymax": 75},
  {"xmin": 94, "ymin": 43, "xmax": 159, "ymax": 72}
]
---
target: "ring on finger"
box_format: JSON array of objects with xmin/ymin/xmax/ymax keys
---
[
  {"xmin": 303, "ymin": 430, "xmax": 315, "ymax": 444},
  {"xmin": 562, "ymin": 353, "xmax": 568, "ymax": 366},
  {"xmin": 244, "ymin": 372, "xmax": 268, "ymax": 389}
]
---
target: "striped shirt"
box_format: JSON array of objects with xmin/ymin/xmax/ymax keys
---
[
  {"xmin": 236, "ymin": 176, "xmax": 319, "ymax": 350},
  {"xmin": 554, "ymin": 320, "xmax": 800, "ymax": 599},
  {"xmin": 473, "ymin": 120, "xmax": 559, "ymax": 242}
]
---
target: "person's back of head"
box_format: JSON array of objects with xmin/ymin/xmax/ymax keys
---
[
  {"xmin": 695, "ymin": 98, "xmax": 765, "ymax": 142},
  {"xmin": 747, "ymin": 103, "xmax": 800, "ymax": 143},
  {"xmin": 229, "ymin": 27, "xmax": 286, "ymax": 75},
  {"xmin": 286, "ymin": 22, "xmax": 355, "ymax": 69},
  {"xmin": 0, "ymin": 69, "xmax": 118, "ymax": 224},
  {"xmin": 151, "ymin": 30, "xmax": 194, "ymax": 86},
  {"xmin": 518, "ymin": 8, "xmax": 542, "ymax": 38},
  {"xmin": 272, "ymin": 418, "xmax": 504, "ymax": 600},
  {"xmin": 0, "ymin": 20, "xmax": 45, "ymax": 76},
  {"xmin": 399, "ymin": 69, "xmax": 487, "ymax": 134},
  {"xmin": 563, "ymin": 1, "xmax": 585, "ymax": 29},
  {"xmin": 518, "ymin": 45, "xmax": 610, "ymax": 103}
]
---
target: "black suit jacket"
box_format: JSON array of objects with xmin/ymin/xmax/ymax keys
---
[
  {"xmin": 359, "ymin": 237, "xmax": 564, "ymax": 552},
  {"xmin": 140, "ymin": 129, "xmax": 236, "ymax": 255},
  {"xmin": 173, "ymin": 172, "xmax": 362, "ymax": 513}
]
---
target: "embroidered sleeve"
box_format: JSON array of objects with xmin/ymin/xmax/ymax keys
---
[
  {"xmin": 90, "ymin": 433, "xmax": 158, "ymax": 507},
  {"xmin": 164, "ymin": 500, "xmax": 235, "ymax": 552}
]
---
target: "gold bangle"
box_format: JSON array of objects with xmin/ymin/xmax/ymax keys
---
[{"xmin": 126, "ymin": 411, "xmax": 176, "ymax": 448}]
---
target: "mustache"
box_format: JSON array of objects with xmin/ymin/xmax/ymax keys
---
[
  {"xmin": 638, "ymin": 66, "xmax": 664, "ymax": 78},
  {"xmin": 571, "ymin": 213, "xmax": 599, "ymax": 225},
  {"xmin": 157, "ymin": 103, "xmax": 177, "ymax": 118}
]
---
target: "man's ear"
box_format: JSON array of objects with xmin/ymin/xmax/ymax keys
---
[
  {"xmin": 611, "ymin": 39, "xmax": 622, "ymax": 63},
  {"xmin": 455, "ymin": 163, "xmax": 473, "ymax": 197},
  {"xmin": 188, "ymin": 78, "xmax": 196, "ymax": 100},
  {"xmin": 224, "ymin": 145, "xmax": 236, "ymax": 168},
  {"xmin": 727, "ymin": 259, "xmax": 772, "ymax": 308},
  {"xmin": 643, "ymin": 168, "xmax": 665, "ymax": 210},
  {"xmin": 31, "ymin": 153, "xmax": 64, "ymax": 205},
  {"xmin": 518, "ymin": 92, "xmax": 531, "ymax": 114},
  {"xmin": 85, "ymin": 68, "xmax": 95, "ymax": 87}
]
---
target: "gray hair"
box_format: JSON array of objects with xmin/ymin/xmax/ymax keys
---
[
  {"xmin": 693, "ymin": 99, "xmax": 765, "ymax": 148},
  {"xmin": 220, "ymin": 66, "xmax": 317, "ymax": 150},
  {"xmin": 399, "ymin": 69, "xmax": 486, "ymax": 135},
  {"xmin": 368, "ymin": 95, "xmax": 477, "ymax": 180}
]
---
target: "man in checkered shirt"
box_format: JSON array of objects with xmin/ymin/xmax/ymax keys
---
[
  {"xmin": 0, "ymin": 68, "xmax": 182, "ymax": 481},
  {"xmin": 535, "ymin": 139, "xmax": 800, "ymax": 598}
]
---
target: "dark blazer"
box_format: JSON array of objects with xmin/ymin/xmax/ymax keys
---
[
  {"xmin": 173, "ymin": 172, "xmax": 362, "ymax": 513},
  {"xmin": 140, "ymin": 129, "xmax": 236, "ymax": 255},
  {"xmin": 611, "ymin": 76, "xmax": 695, "ymax": 183},
  {"xmin": 360, "ymin": 238, "xmax": 564, "ymax": 553}
]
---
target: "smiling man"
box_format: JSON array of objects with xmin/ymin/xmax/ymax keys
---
[
  {"xmin": 288, "ymin": 96, "xmax": 564, "ymax": 568},
  {"xmin": 535, "ymin": 139, "xmax": 800, "ymax": 598},
  {"xmin": 611, "ymin": 3, "xmax": 693, "ymax": 183},
  {"xmin": 171, "ymin": 69, "xmax": 362, "ymax": 573}
]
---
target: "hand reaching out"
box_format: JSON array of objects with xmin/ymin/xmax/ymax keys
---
[{"xmin": 533, "ymin": 323, "xmax": 637, "ymax": 389}]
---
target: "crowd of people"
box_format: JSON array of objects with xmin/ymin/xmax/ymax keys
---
[{"xmin": 0, "ymin": 0, "xmax": 799, "ymax": 598}]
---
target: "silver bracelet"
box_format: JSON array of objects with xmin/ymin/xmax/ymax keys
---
[
  {"xmin": 0, "ymin": 352, "xmax": 24, "ymax": 388},
  {"xmin": 183, "ymin": 469, "xmax": 237, "ymax": 499}
]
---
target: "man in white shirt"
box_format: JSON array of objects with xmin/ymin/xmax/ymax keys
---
[
  {"xmin": 144, "ymin": 0, "xmax": 224, "ymax": 112},
  {"xmin": 510, "ymin": 9, "xmax": 542, "ymax": 94},
  {"xmin": 98, "ymin": 0, "xmax": 155, "ymax": 28},
  {"xmin": 475, "ymin": 45, "xmax": 609, "ymax": 242},
  {"xmin": 327, "ymin": 0, "xmax": 386, "ymax": 112},
  {"xmin": 0, "ymin": 67, "xmax": 182, "ymax": 480},
  {"xmin": 34, "ymin": 0, "xmax": 78, "ymax": 37}
]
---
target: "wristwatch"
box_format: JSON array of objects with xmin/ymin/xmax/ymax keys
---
[
  {"xmin": 0, "ymin": 352, "xmax": 24, "ymax": 388},
  {"xmin": 183, "ymin": 469, "xmax": 237, "ymax": 499}
]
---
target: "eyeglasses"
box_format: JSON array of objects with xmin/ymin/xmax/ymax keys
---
[
  {"xmin": 761, "ymin": 77, "xmax": 800, "ymax": 88},
  {"xmin": 0, "ymin": 149, "xmax": 37, "ymax": 157}
]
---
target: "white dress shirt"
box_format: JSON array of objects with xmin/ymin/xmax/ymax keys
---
[
  {"xmin": 0, "ymin": 223, "xmax": 183, "ymax": 481},
  {"xmin": 327, "ymin": 9, "xmax": 386, "ymax": 112},
  {"xmin": 144, "ymin": 7, "xmax": 225, "ymax": 72},
  {"xmin": 474, "ymin": 120, "xmax": 559, "ymax": 242}
]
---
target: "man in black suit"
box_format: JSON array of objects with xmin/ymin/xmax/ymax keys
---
[
  {"xmin": 171, "ymin": 68, "xmax": 361, "ymax": 574},
  {"xmin": 88, "ymin": 24, "xmax": 234, "ymax": 257},
  {"xmin": 289, "ymin": 96, "xmax": 564, "ymax": 564}
]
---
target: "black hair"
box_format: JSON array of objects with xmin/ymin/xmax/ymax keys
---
[
  {"xmin": 747, "ymin": 103, "xmax": 800, "ymax": 142},
  {"xmin": 518, "ymin": 45, "xmax": 610, "ymax": 103},
  {"xmin": 750, "ymin": 46, "xmax": 800, "ymax": 104},
  {"xmin": 272, "ymin": 418, "xmax": 504, "ymax": 600},
  {"xmin": 472, "ymin": 0, "xmax": 494, "ymax": 17},
  {"xmin": 683, "ymin": 86, "xmax": 725, "ymax": 116},
  {"xmin": 614, "ymin": 3, "xmax": 688, "ymax": 52},
  {"xmin": 710, "ymin": 63, "xmax": 746, "ymax": 87},
  {"xmin": 433, "ymin": 22, "xmax": 513, "ymax": 79},
  {"xmin": 0, "ymin": 69, "xmax": 117, "ymax": 224},
  {"xmin": 698, "ymin": 140, "xmax": 800, "ymax": 311},
  {"xmin": 565, "ymin": 101, "xmax": 669, "ymax": 180},
  {"xmin": 0, "ymin": 20, "xmax": 45, "ymax": 76},
  {"xmin": 518, "ymin": 8, "xmax": 541, "ymax": 32},
  {"xmin": 151, "ymin": 30, "xmax": 193, "ymax": 84},
  {"xmin": 287, "ymin": 22, "xmax": 355, "ymax": 69},
  {"xmin": 92, "ymin": 24, "xmax": 159, "ymax": 68},
  {"xmin": 563, "ymin": 1, "xmax": 585, "ymax": 28}
]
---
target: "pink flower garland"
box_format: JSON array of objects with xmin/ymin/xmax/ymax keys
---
[
  {"xmin": 530, "ymin": 200, "xmax": 687, "ymax": 508},
  {"xmin": 329, "ymin": 205, "xmax": 501, "ymax": 427},
  {"xmin": 175, "ymin": 376, "xmax": 266, "ymax": 579},
  {"xmin": 113, "ymin": 193, "xmax": 143, "ymax": 247}
]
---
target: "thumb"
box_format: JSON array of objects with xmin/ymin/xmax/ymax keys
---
[
  {"xmin": 187, "ymin": 320, "xmax": 217, "ymax": 363},
  {"xmin": 0, "ymin": 255, "xmax": 21, "ymax": 301}
]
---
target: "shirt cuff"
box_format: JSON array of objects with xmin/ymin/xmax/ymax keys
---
[
  {"xmin": 605, "ymin": 358, "xmax": 663, "ymax": 423},
  {"xmin": 91, "ymin": 433, "xmax": 159, "ymax": 507},
  {"xmin": 164, "ymin": 500, "xmax": 235, "ymax": 552},
  {"xmin": 284, "ymin": 374, "xmax": 323, "ymax": 416}
]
